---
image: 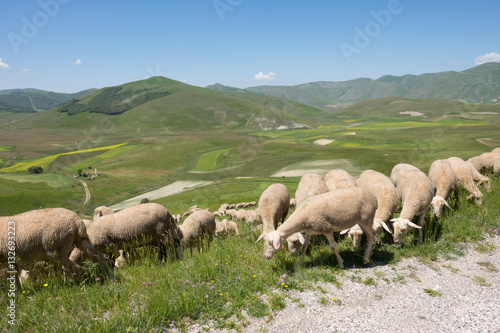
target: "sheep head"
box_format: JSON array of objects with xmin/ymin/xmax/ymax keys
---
[
  {"xmin": 340, "ymin": 225, "xmax": 363, "ymax": 248},
  {"xmin": 431, "ymin": 196, "xmax": 451, "ymax": 218},
  {"xmin": 467, "ymin": 191, "xmax": 483, "ymax": 206},
  {"xmin": 390, "ymin": 217, "xmax": 421, "ymax": 244},
  {"xmin": 93, "ymin": 206, "xmax": 116, "ymax": 220},
  {"xmin": 258, "ymin": 230, "xmax": 283, "ymax": 259},
  {"xmin": 373, "ymin": 218, "xmax": 392, "ymax": 235},
  {"xmin": 286, "ymin": 232, "xmax": 305, "ymax": 255}
]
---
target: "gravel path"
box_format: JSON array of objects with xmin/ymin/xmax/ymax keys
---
[{"xmin": 187, "ymin": 234, "xmax": 500, "ymax": 333}]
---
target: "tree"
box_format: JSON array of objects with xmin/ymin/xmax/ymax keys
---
[{"xmin": 28, "ymin": 166, "xmax": 43, "ymax": 174}]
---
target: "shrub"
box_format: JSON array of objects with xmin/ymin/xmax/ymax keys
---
[{"xmin": 27, "ymin": 166, "xmax": 43, "ymax": 174}]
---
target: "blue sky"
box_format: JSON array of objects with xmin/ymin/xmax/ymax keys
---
[{"xmin": 1, "ymin": 0, "xmax": 500, "ymax": 93}]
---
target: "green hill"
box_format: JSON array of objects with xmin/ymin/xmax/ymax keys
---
[
  {"xmin": 242, "ymin": 63, "xmax": 500, "ymax": 106},
  {"xmin": 0, "ymin": 88, "xmax": 94, "ymax": 113},
  {"xmin": 10, "ymin": 76, "xmax": 327, "ymax": 133}
]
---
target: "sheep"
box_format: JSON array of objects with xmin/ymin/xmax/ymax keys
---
[
  {"xmin": 215, "ymin": 219, "xmax": 240, "ymax": 237},
  {"xmin": 71, "ymin": 203, "xmax": 183, "ymax": 264},
  {"xmin": 0, "ymin": 208, "xmax": 114, "ymax": 288},
  {"xmin": 178, "ymin": 210, "xmax": 216, "ymax": 257},
  {"xmin": 468, "ymin": 152, "xmax": 500, "ymax": 175},
  {"xmin": 324, "ymin": 169, "xmax": 357, "ymax": 191},
  {"xmin": 172, "ymin": 214, "xmax": 182, "ymax": 224},
  {"xmin": 93, "ymin": 206, "xmax": 116, "ymax": 220},
  {"xmin": 242, "ymin": 209, "xmax": 261, "ymax": 224},
  {"xmin": 244, "ymin": 201, "xmax": 257, "ymax": 208},
  {"xmin": 257, "ymin": 183, "xmax": 290, "ymax": 236},
  {"xmin": 448, "ymin": 157, "xmax": 484, "ymax": 206},
  {"xmin": 390, "ymin": 168, "xmax": 433, "ymax": 244},
  {"xmin": 428, "ymin": 159, "xmax": 456, "ymax": 217},
  {"xmin": 492, "ymin": 147, "xmax": 500, "ymax": 155},
  {"xmin": 260, "ymin": 187, "xmax": 378, "ymax": 268},
  {"xmin": 289, "ymin": 198, "xmax": 296, "ymax": 208},
  {"xmin": 347, "ymin": 170, "xmax": 397, "ymax": 246},
  {"xmin": 390, "ymin": 163, "xmax": 420, "ymax": 187},
  {"xmin": 295, "ymin": 174, "xmax": 329, "ymax": 208},
  {"xmin": 467, "ymin": 161, "xmax": 491, "ymax": 192},
  {"xmin": 114, "ymin": 249, "xmax": 127, "ymax": 268}
]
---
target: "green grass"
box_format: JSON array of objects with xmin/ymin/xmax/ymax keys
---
[{"xmin": 194, "ymin": 148, "xmax": 233, "ymax": 171}]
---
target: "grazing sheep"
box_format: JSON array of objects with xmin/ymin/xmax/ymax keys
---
[
  {"xmin": 468, "ymin": 153, "xmax": 500, "ymax": 175},
  {"xmin": 324, "ymin": 169, "xmax": 357, "ymax": 191},
  {"xmin": 242, "ymin": 209, "xmax": 261, "ymax": 224},
  {"xmin": 0, "ymin": 208, "xmax": 114, "ymax": 287},
  {"xmin": 428, "ymin": 159, "xmax": 456, "ymax": 217},
  {"xmin": 172, "ymin": 214, "xmax": 182, "ymax": 224},
  {"xmin": 349, "ymin": 170, "xmax": 397, "ymax": 246},
  {"xmin": 467, "ymin": 161, "xmax": 491, "ymax": 192},
  {"xmin": 258, "ymin": 183, "xmax": 290, "ymax": 236},
  {"xmin": 390, "ymin": 163, "xmax": 420, "ymax": 187},
  {"xmin": 448, "ymin": 157, "xmax": 484, "ymax": 206},
  {"xmin": 295, "ymin": 174, "xmax": 329, "ymax": 208},
  {"xmin": 93, "ymin": 206, "xmax": 116, "ymax": 220},
  {"xmin": 492, "ymin": 147, "xmax": 500, "ymax": 155},
  {"xmin": 243, "ymin": 201, "xmax": 257, "ymax": 208},
  {"xmin": 215, "ymin": 219, "xmax": 240, "ymax": 237},
  {"xmin": 260, "ymin": 187, "xmax": 378, "ymax": 268},
  {"xmin": 340, "ymin": 224, "xmax": 364, "ymax": 248},
  {"xmin": 289, "ymin": 198, "xmax": 296, "ymax": 208},
  {"xmin": 114, "ymin": 249, "xmax": 127, "ymax": 268},
  {"xmin": 179, "ymin": 210, "xmax": 216, "ymax": 257},
  {"xmin": 71, "ymin": 203, "xmax": 183, "ymax": 264},
  {"xmin": 390, "ymin": 168, "xmax": 433, "ymax": 244}
]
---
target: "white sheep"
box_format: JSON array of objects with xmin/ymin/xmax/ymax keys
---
[
  {"xmin": 295, "ymin": 173, "xmax": 329, "ymax": 208},
  {"xmin": 468, "ymin": 152, "xmax": 500, "ymax": 175},
  {"xmin": 0, "ymin": 208, "xmax": 114, "ymax": 287},
  {"xmin": 215, "ymin": 219, "xmax": 240, "ymax": 237},
  {"xmin": 390, "ymin": 163, "xmax": 419, "ymax": 187},
  {"xmin": 428, "ymin": 159, "xmax": 456, "ymax": 217},
  {"xmin": 492, "ymin": 147, "xmax": 500, "ymax": 155},
  {"xmin": 289, "ymin": 198, "xmax": 296, "ymax": 208},
  {"xmin": 260, "ymin": 187, "xmax": 378, "ymax": 268},
  {"xmin": 324, "ymin": 169, "xmax": 357, "ymax": 191},
  {"xmin": 258, "ymin": 183, "xmax": 290, "ymax": 236},
  {"xmin": 241, "ymin": 209, "xmax": 261, "ymax": 224},
  {"xmin": 390, "ymin": 168, "xmax": 433, "ymax": 244},
  {"xmin": 71, "ymin": 203, "xmax": 183, "ymax": 264},
  {"xmin": 448, "ymin": 157, "xmax": 484, "ymax": 206},
  {"xmin": 114, "ymin": 249, "xmax": 127, "ymax": 268},
  {"xmin": 467, "ymin": 161, "xmax": 491, "ymax": 192},
  {"xmin": 179, "ymin": 210, "xmax": 216, "ymax": 257},
  {"xmin": 93, "ymin": 206, "xmax": 116, "ymax": 220},
  {"xmin": 348, "ymin": 169, "xmax": 396, "ymax": 246}
]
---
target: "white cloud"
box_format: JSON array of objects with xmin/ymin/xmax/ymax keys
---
[
  {"xmin": 0, "ymin": 58, "xmax": 10, "ymax": 69},
  {"xmin": 253, "ymin": 71, "xmax": 276, "ymax": 81},
  {"xmin": 474, "ymin": 52, "xmax": 500, "ymax": 65},
  {"xmin": 22, "ymin": 68, "xmax": 30, "ymax": 72},
  {"xmin": 71, "ymin": 58, "xmax": 82, "ymax": 65}
]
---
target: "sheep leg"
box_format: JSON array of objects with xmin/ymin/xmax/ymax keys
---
[
  {"xmin": 157, "ymin": 242, "xmax": 167, "ymax": 262},
  {"xmin": 362, "ymin": 234, "xmax": 375, "ymax": 265},
  {"xmin": 76, "ymin": 239, "xmax": 115, "ymax": 280},
  {"xmin": 298, "ymin": 234, "xmax": 311, "ymax": 265},
  {"xmin": 324, "ymin": 233, "xmax": 344, "ymax": 269}
]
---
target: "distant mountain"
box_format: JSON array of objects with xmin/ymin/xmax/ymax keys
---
[
  {"xmin": 237, "ymin": 63, "xmax": 500, "ymax": 107},
  {"xmin": 11, "ymin": 77, "xmax": 327, "ymax": 132},
  {"xmin": 0, "ymin": 88, "xmax": 95, "ymax": 113}
]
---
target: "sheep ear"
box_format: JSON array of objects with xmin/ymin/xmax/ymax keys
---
[
  {"xmin": 407, "ymin": 221, "xmax": 422, "ymax": 229},
  {"xmin": 255, "ymin": 233, "xmax": 264, "ymax": 243},
  {"xmin": 298, "ymin": 233, "xmax": 305, "ymax": 244},
  {"xmin": 381, "ymin": 221, "xmax": 392, "ymax": 234},
  {"xmin": 272, "ymin": 233, "xmax": 282, "ymax": 250},
  {"xmin": 340, "ymin": 229, "xmax": 350, "ymax": 235}
]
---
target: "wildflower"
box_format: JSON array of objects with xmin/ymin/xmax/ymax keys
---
[
  {"xmin": 142, "ymin": 282, "xmax": 146, "ymax": 286},
  {"xmin": 148, "ymin": 282, "xmax": 152, "ymax": 285},
  {"xmin": 205, "ymin": 295, "xmax": 209, "ymax": 299},
  {"xmin": 220, "ymin": 293, "xmax": 223, "ymax": 296},
  {"xmin": 212, "ymin": 280, "xmax": 214, "ymax": 283},
  {"xmin": 43, "ymin": 284, "xmax": 48, "ymax": 287},
  {"xmin": 253, "ymin": 275, "xmax": 256, "ymax": 278},
  {"xmin": 211, "ymin": 286, "xmax": 215, "ymax": 290},
  {"xmin": 171, "ymin": 320, "xmax": 175, "ymax": 325},
  {"xmin": 96, "ymin": 277, "xmax": 100, "ymax": 281},
  {"xmin": 56, "ymin": 297, "xmax": 60, "ymax": 301},
  {"xmin": 281, "ymin": 283, "xmax": 284, "ymax": 286},
  {"xmin": 333, "ymin": 297, "xmax": 336, "ymax": 301},
  {"xmin": 185, "ymin": 280, "xmax": 189, "ymax": 283},
  {"xmin": 285, "ymin": 285, "xmax": 288, "ymax": 288},
  {"xmin": 281, "ymin": 274, "xmax": 287, "ymax": 278},
  {"xmin": 236, "ymin": 276, "xmax": 240, "ymax": 280}
]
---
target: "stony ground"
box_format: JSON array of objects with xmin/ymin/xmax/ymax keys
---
[{"xmin": 184, "ymin": 234, "xmax": 500, "ymax": 333}]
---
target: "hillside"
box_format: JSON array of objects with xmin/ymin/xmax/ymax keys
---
[
  {"xmin": 8, "ymin": 76, "xmax": 328, "ymax": 133},
  {"xmin": 0, "ymin": 88, "xmax": 94, "ymax": 113},
  {"xmin": 240, "ymin": 63, "xmax": 500, "ymax": 107}
]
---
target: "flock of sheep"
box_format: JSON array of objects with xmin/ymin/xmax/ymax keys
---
[{"xmin": 1, "ymin": 148, "xmax": 499, "ymax": 287}]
